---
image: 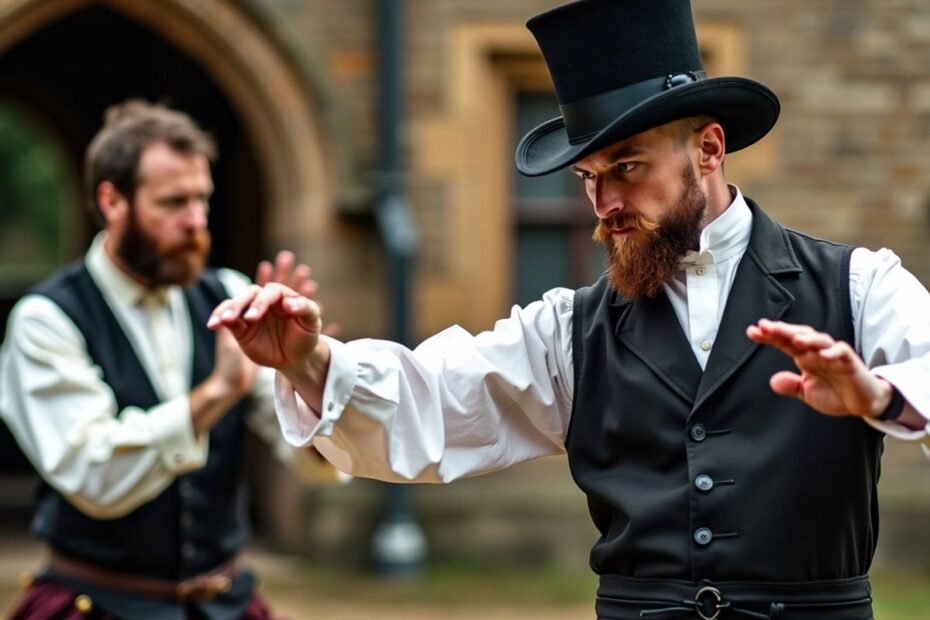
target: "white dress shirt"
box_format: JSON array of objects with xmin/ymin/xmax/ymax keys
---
[
  {"xmin": 0, "ymin": 233, "xmax": 340, "ymax": 520},
  {"xmin": 275, "ymin": 188, "xmax": 930, "ymax": 482}
]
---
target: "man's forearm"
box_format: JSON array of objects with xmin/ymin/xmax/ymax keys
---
[{"xmin": 189, "ymin": 376, "xmax": 245, "ymax": 435}]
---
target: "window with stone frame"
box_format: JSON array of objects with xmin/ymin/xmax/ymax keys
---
[{"xmin": 507, "ymin": 22, "xmax": 759, "ymax": 307}]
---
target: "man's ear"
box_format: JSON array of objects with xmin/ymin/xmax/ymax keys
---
[
  {"xmin": 96, "ymin": 181, "xmax": 129, "ymax": 226},
  {"xmin": 694, "ymin": 122, "xmax": 726, "ymax": 176}
]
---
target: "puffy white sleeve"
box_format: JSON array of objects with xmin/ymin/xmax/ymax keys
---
[{"xmin": 274, "ymin": 288, "xmax": 576, "ymax": 482}]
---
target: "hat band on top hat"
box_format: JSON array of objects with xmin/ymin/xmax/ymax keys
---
[{"xmin": 559, "ymin": 70, "xmax": 706, "ymax": 143}]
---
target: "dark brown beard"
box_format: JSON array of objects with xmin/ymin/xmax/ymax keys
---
[
  {"xmin": 593, "ymin": 164, "xmax": 706, "ymax": 300},
  {"xmin": 117, "ymin": 205, "xmax": 211, "ymax": 287}
]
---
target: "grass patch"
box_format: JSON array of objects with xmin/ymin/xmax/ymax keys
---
[
  {"xmin": 871, "ymin": 568, "xmax": 930, "ymax": 620},
  {"xmin": 267, "ymin": 559, "xmax": 596, "ymax": 607},
  {"xmin": 264, "ymin": 559, "xmax": 930, "ymax": 614}
]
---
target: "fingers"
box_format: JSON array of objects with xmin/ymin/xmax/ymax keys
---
[
  {"xmin": 769, "ymin": 370, "xmax": 803, "ymax": 398},
  {"xmin": 244, "ymin": 282, "xmax": 301, "ymax": 321},
  {"xmin": 747, "ymin": 319, "xmax": 816, "ymax": 344},
  {"xmin": 273, "ymin": 251, "xmax": 296, "ymax": 287},
  {"xmin": 747, "ymin": 319, "xmax": 833, "ymax": 358},
  {"xmin": 279, "ymin": 294, "xmax": 311, "ymax": 315},
  {"xmin": 321, "ymin": 322, "xmax": 342, "ymax": 337},
  {"xmin": 208, "ymin": 285, "xmax": 261, "ymax": 330},
  {"xmin": 297, "ymin": 274, "xmax": 318, "ymax": 298},
  {"xmin": 817, "ymin": 340, "xmax": 856, "ymax": 363},
  {"xmin": 254, "ymin": 260, "xmax": 273, "ymax": 287},
  {"xmin": 258, "ymin": 251, "xmax": 320, "ymax": 297},
  {"xmin": 207, "ymin": 283, "xmax": 298, "ymax": 329},
  {"xmin": 749, "ymin": 319, "xmax": 862, "ymax": 372}
]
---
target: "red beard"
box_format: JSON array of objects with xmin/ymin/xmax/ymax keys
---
[
  {"xmin": 593, "ymin": 164, "xmax": 706, "ymax": 300},
  {"xmin": 118, "ymin": 207, "xmax": 211, "ymax": 287}
]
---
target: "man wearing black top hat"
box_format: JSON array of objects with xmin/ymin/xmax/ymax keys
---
[{"xmin": 210, "ymin": 0, "xmax": 930, "ymax": 618}]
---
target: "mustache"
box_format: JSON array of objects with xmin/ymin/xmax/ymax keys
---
[
  {"xmin": 162, "ymin": 231, "xmax": 211, "ymax": 256},
  {"xmin": 592, "ymin": 214, "xmax": 659, "ymax": 244}
]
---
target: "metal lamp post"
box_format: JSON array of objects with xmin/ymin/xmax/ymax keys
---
[{"xmin": 369, "ymin": 0, "xmax": 427, "ymax": 577}]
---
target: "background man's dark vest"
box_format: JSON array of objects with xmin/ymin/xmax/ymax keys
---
[
  {"xmin": 569, "ymin": 201, "xmax": 884, "ymax": 582},
  {"xmin": 31, "ymin": 263, "xmax": 250, "ymax": 582}
]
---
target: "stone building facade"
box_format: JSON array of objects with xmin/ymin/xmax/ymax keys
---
[{"xmin": 0, "ymin": 0, "xmax": 928, "ymax": 569}]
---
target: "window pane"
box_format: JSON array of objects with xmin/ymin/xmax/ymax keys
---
[
  {"xmin": 514, "ymin": 226, "xmax": 571, "ymax": 307},
  {"xmin": 513, "ymin": 92, "xmax": 577, "ymax": 200},
  {"xmin": 0, "ymin": 103, "xmax": 72, "ymax": 289}
]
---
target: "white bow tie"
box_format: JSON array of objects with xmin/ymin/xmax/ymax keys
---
[{"xmin": 678, "ymin": 249, "xmax": 716, "ymax": 267}]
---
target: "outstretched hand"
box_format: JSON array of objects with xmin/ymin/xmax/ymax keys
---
[
  {"xmin": 208, "ymin": 283, "xmax": 322, "ymax": 374},
  {"xmin": 746, "ymin": 319, "xmax": 892, "ymax": 419}
]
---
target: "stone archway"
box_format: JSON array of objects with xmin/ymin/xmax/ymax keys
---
[
  {"xmin": 0, "ymin": 0, "xmax": 352, "ymax": 260},
  {"xmin": 0, "ymin": 0, "xmax": 353, "ymax": 539}
]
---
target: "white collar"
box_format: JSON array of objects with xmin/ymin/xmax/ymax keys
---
[
  {"xmin": 679, "ymin": 185, "xmax": 752, "ymax": 266},
  {"xmin": 85, "ymin": 232, "xmax": 171, "ymax": 307}
]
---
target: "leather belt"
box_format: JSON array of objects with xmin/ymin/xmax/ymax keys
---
[
  {"xmin": 596, "ymin": 575, "xmax": 873, "ymax": 620},
  {"xmin": 49, "ymin": 550, "xmax": 239, "ymax": 603}
]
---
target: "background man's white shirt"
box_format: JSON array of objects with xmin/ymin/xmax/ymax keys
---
[{"xmin": 0, "ymin": 233, "xmax": 340, "ymax": 519}]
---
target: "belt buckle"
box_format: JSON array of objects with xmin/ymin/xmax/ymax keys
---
[
  {"xmin": 176, "ymin": 575, "xmax": 232, "ymax": 602},
  {"xmin": 694, "ymin": 585, "xmax": 724, "ymax": 620}
]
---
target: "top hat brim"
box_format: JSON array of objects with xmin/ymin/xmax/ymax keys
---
[{"xmin": 515, "ymin": 77, "xmax": 779, "ymax": 177}]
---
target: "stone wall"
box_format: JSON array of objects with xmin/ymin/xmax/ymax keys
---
[
  {"xmin": 249, "ymin": 0, "xmax": 930, "ymax": 569},
  {"xmin": 267, "ymin": 0, "xmax": 930, "ymax": 294}
]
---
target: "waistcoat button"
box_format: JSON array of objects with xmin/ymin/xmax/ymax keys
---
[
  {"xmin": 695, "ymin": 474, "xmax": 714, "ymax": 492},
  {"xmin": 694, "ymin": 527, "xmax": 713, "ymax": 545}
]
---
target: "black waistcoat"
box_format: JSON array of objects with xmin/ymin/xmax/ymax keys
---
[
  {"xmin": 31, "ymin": 262, "xmax": 250, "ymax": 581},
  {"xmin": 568, "ymin": 200, "xmax": 884, "ymax": 582}
]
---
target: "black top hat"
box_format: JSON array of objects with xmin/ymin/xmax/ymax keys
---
[{"xmin": 515, "ymin": 0, "xmax": 780, "ymax": 177}]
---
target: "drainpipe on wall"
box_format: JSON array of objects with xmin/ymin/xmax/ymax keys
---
[{"xmin": 369, "ymin": 0, "xmax": 427, "ymax": 577}]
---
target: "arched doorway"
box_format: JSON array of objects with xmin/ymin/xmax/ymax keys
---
[
  {"xmin": 0, "ymin": 5, "xmax": 267, "ymax": 474},
  {"xmin": 0, "ymin": 4, "xmax": 268, "ymax": 274},
  {"xmin": 0, "ymin": 2, "xmax": 345, "ymax": 547}
]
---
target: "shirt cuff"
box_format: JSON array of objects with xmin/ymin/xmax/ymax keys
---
[
  {"xmin": 149, "ymin": 396, "xmax": 207, "ymax": 472},
  {"xmin": 866, "ymin": 417, "xmax": 930, "ymax": 460},
  {"xmin": 866, "ymin": 368, "xmax": 930, "ymax": 457},
  {"xmin": 863, "ymin": 415, "xmax": 929, "ymax": 440},
  {"xmin": 273, "ymin": 335, "xmax": 359, "ymax": 447}
]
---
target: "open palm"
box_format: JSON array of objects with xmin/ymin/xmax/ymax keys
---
[
  {"xmin": 770, "ymin": 346, "xmax": 875, "ymax": 416},
  {"xmin": 748, "ymin": 319, "xmax": 889, "ymax": 418}
]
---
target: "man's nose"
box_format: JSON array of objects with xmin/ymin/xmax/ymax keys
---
[
  {"xmin": 183, "ymin": 201, "xmax": 209, "ymax": 231},
  {"xmin": 592, "ymin": 178, "xmax": 624, "ymax": 219}
]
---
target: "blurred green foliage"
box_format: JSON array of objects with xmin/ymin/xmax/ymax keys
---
[
  {"xmin": 871, "ymin": 568, "xmax": 930, "ymax": 619},
  {"xmin": 0, "ymin": 102, "xmax": 71, "ymax": 285}
]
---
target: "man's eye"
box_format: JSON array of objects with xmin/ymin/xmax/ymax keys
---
[
  {"xmin": 617, "ymin": 162, "xmax": 637, "ymax": 173},
  {"xmin": 573, "ymin": 170, "xmax": 594, "ymax": 181},
  {"xmin": 160, "ymin": 197, "xmax": 186, "ymax": 208}
]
